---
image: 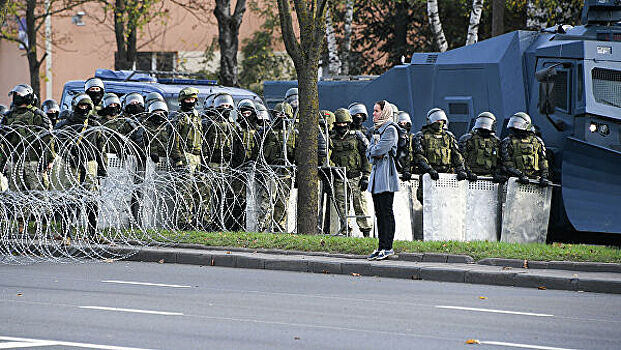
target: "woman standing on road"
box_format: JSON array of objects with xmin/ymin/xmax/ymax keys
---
[{"xmin": 366, "ymin": 100, "xmax": 399, "ymax": 260}]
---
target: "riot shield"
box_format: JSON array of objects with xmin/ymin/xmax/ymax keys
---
[
  {"xmin": 500, "ymin": 177, "xmax": 552, "ymax": 243},
  {"xmin": 423, "ymin": 173, "xmax": 468, "ymax": 241},
  {"xmin": 98, "ymin": 153, "xmax": 136, "ymax": 228},
  {"xmin": 465, "ymin": 179, "xmax": 500, "ymax": 241}
]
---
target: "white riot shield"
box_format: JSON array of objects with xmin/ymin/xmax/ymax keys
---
[
  {"xmin": 286, "ymin": 188, "xmax": 297, "ymax": 233},
  {"xmin": 393, "ymin": 180, "xmax": 413, "ymax": 241},
  {"xmin": 465, "ymin": 179, "xmax": 500, "ymax": 241},
  {"xmin": 500, "ymin": 177, "xmax": 552, "ymax": 243},
  {"xmin": 245, "ymin": 163, "xmax": 259, "ymax": 232},
  {"xmin": 140, "ymin": 158, "xmax": 175, "ymax": 229},
  {"xmin": 423, "ymin": 173, "xmax": 468, "ymax": 241},
  {"xmin": 98, "ymin": 154, "xmax": 136, "ymax": 228}
]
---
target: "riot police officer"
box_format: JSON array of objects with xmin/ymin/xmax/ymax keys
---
[
  {"xmin": 145, "ymin": 91, "xmax": 165, "ymax": 112},
  {"xmin": 284, "ymin": 87, "xmax": 299, "ymax": 116},
  {"xmin": 55, "ymin": 93, "xmax": 107, "ymax": 239},
  {"xmin": 84, "ymin": 77, "xmax": 105, "ymax": 116},
  {"xmin": 41, "ymin": 99, "xmax": 60, "ymax": 127},
  {"xmin": 348, "ymin": 102, "xmax": 368, "ymax": 136},
  {"xmin": 100, "ymin": 93, "xmax": 139, "ymax": 156},
  {"xmin": 169, "ymin": 87, "xmax": 203, "ymax": 228},
  {"xmin": 1, "ymin": 84, "xmax": 53, "ymax": 234},
  {"xmin": 329, "ymin": 108, "xmax": 372, "ymax": 237},
  {"xmin": 258, "ymin": 102, "xmax": 297, "ymax": 232},
  {"xmin": 413, "ymin": 108, "xmax": 468, "ymax": 181},
  {"xmin": 501, "ymin": 112, "xmax": 551, "ymax": 186},
  {"xmin": 459, "ymin": 112, "xmax": 504, "ymax": 182},
  {"xmin": 396, "ymin": 111, "xmax": 414, "ymax": 180}
]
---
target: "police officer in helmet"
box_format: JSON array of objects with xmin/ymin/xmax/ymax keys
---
[
  {"xmin": 41, "ymin": 99, "xmax": 60, "ymax": 127},
  {"xmin": 284, "ymin": 87, "xmax": 298, "ymax": 115},
  {"xmin": 395, "ymin": 111, "xmax": 414, "ymax": 180},
  {"xmin": 123, "ymin": 92, "xmax": 145, "ymax": 118},
  {"xmin": 348, "ymin": 102, "xmax": 369, "ymax": 136},
  {"xmin": 459, "ymin": 112, "xmax": 504, "ymax": 182},
  {"xmin": 501, "ymin": 112, "xmax": 551, "ymax": 187},
  {"xmin": 84, "ymin": 77, "xmax": 105, "ymax": 116}
]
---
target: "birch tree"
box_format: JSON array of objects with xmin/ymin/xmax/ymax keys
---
[
  {"xmin": 324, "ymin": 7, "xmax": 341, "ymax": 77},
  {"xmin": 466, "ymin": 0, "xmax": 485, "ymax": 45},
  {"xmin": 427, "ymin": 0, "xmax": 448, "ymax": 52},
  {"xmin": 276, "ymin": 0, "xmax": 328, "ymax": 235},
  {"xmin": 340, "ymin": 0, "xmax": 353, "ymax": 75},
  {"xmin": 214, "ymin": 0, "xmax": 247, "ymax": 86}
]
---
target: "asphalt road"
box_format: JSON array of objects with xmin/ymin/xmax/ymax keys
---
[{"xmin": 0, "ymin": 261, "xmax": 620, "ymax": 350}]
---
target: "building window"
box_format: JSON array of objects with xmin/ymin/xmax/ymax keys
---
[{"xmin": 115, "ymin": 52, "xmax": 177, "ymax": 71}]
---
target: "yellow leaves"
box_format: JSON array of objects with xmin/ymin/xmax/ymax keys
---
[
  {"xmin": 226, "ymin": 251, "xmax": 231, "ymax": 254},
  {"xmin": 351, "ymin": 273, "xmax": 360, "ymax": 277},
  {"xmin": 465, "ymin": 339, "xmax": 480, "ymax": 344},
  {"xmin": 537, "ymin": 286, "xmax": 547, "ymax": 290},
  {"xmin": 479, "ymin": 296, "xmax": 487, "ymax": 300},
  {"xmin": 523, "ymin": 260, "xmax": 529, "ymax": 269},
  {"xmin": 16, "ymin": 293, "xmax": 23, "ymax": 297}
]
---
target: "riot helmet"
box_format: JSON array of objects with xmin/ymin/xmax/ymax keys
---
[
  {"xmin": 84, "ymin": 77, "xmax": 105, "ymax": 105},
  {"xmin": 507, "ymin": 112, "xmax": 531, "ymax": 131},
  {"xmin": 255, "ymin": 102, "xmax": 270, "ymax": 122},
  {"xmin": 284, "ymin": 87, "xmax": 298, "ymax": 110},
  {"xmin": 203, "ymin": 94, "xmax": 216, "ymax": 111},
  {"xmin": 397, "ymin": 111, "xmax": 411, "ymax": 131},
  {"xmin": 273, "ymin": 102, "xmax": 293, "ymax": 119},
  {"xmin": 390, "ymin": 103, "xmax": 399, "ymax": 121},
  {"xmin": 102, "ymin": 93, "xmax": 122, "ymax": 117},
  {"xmin": 237, "ymin": 98, "xmax": 257, "ymax": 124},
  {"xmin": 474, "ymin": 111, "xmax": 496, "ymax": 132},
  {"xmin": 8, "ymin": 84, "xmax": 34, "ymax": 106},
  {"xmin": 42, "ymin": 99, "xmax": 60, "ymax": 124},
  {"xmin": 333, "ymin": 108, "xmax": 352, "ymax": 136},
  {"xmin": 426, "ymin": 107, "xmax": 448, "ymax": 127},
  {"xmin": 124, "ymin": 92, "xmax": 145, "ymax": 116},
  {"xmin": 178, "ymin": 87, "xmax": 199, "ymax": 111},
  {"xmin": 145, "ymin": 92, "xmax": 165, "ymax": 109},
  {"xmin": 214, "ymin": 93, "xmax": 234, "ymax": 110},
  {"xmin": 72, "ymin": 93, "xmax": 94, "ymax": 118},
  {"xmin": 348, "ymin": 102, "xmax": 368, "ymax": 126},
  {"xmin": 0, "ymin": 104, "xmax": 7, "ymax": 116},
  {"xmin": 148, "ymin": 100, "xmax": 169, "ymax": 124}
]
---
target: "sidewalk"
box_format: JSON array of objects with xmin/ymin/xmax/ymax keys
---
[{"xmin": 110, "ymin": 245, "xmax": 621, "ymax": 294}]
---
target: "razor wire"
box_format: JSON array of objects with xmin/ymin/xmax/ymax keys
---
[{"xmin": 0, "ymin": 108, "xmax": 350, "ymax": 264}]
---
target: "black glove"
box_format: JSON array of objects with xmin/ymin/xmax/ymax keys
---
[
  {"xmin": 538, "ymin": 177, "xmax": 551, "ymax": 187},
  {"xmin": 149, "ymin": 153, "xmax": 159, "ymax": 163},
  {"xmin": 401, "ymin": 172, "xmax": 412, "ymax": 181},
  {"xmin": 492, "ymin": 174, "xmax": 507, "ymax": 183},
  {"xmin": 97, "ymin": 167, "xmax": 107, "ymax": 178},
  {"xmin": 456, "ymin": 170, "xmax": 468, "ymax": 181},
  {"xmin": 518, "ymin": 175, "xmax": 530, "ymax": 185},
  {"xmin": 467, "ymin": 171, "xmax": 478, "ymax": 182},
  {"xmin": 359, "ymin": 177, "xmax": 369, "ymax": 191},
  {"xmin": 428, "ymin": 169, "xmax": 439, "ymax": 180}
]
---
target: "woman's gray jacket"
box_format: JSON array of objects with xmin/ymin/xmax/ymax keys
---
[{"xmin": 366, "ymin": 122, "xmax": 400, "ymax": 194}]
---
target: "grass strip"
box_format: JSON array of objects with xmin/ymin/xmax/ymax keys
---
[{"xmin": 157, "ymin": 230, "xmax": 621, "ymax": 263}]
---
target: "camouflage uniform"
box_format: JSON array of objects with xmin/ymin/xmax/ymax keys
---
[
  {"xmin": 258, "ymin": 102, "xmax": 297, "ymax": 232},
  {"xmin": 329, "ymin": 109, "xmax": 372, "ymax": 236},
  {"xmin": 501, "ymin": 133, "xmax": 549, "ymax": 179},
  {"xmin": 459, "ymin": 130, "xmax": 502, "ymax": 176}
]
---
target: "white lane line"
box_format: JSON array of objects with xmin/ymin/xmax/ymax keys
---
[
  {"xmin": 79, "ymin": 306, "xmax": 184, "ymax": 316},
  {"xmin": 0, "ymin": 341, "xmax": 58, "ymax": 348},
  {"xmin": 101, "ymin": 280, "xmax": 191, "ymax": 288},
  {"xmin": 0, "ymin": 336, "xmax": 154, "ymax": 350},
  {"xmin": 480, "ymin": 340, "xmax": 579, "ymax": 350},
  {"xmin": 435, "ymin": 305, "xmax": 554, "ymax": 317}
]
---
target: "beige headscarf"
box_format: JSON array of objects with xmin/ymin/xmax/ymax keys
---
[{"xmin": 373, "ymin": 100, "xmax": 393, "ymax": 128}]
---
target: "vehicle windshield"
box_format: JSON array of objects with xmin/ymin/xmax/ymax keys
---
[{"xmin": 592, "ymin": 67, "xmax": 621, "ymax": 109}]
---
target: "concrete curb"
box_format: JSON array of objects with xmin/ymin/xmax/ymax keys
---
[
  {"xmin": 477, "ymin": 258, "xmax": 621, "ymax": 273},
  {"xmin": 116, "ymin": 246, "xmax": 621, "ymax": 295}
]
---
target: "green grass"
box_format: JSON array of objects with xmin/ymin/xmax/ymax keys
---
[{"xmin": 155, "ymin": 230, "xmax": 621, "ymax": 263}]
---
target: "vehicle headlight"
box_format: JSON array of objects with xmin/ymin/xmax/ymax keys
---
[{"xmin": 589, "ymin": 122, "xmax": 598, "ymax": 133}]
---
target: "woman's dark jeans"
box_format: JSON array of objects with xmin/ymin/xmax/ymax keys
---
[{"xmin": 372, "ymin": 191, "xmax": 395, "ymax": 250}]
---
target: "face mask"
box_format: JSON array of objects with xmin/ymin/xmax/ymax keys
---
[
  {"xmin": 12, "ymin": 94, "xmax": 30, "ymax": 106},
  {"xmin": 126, "ymin": 104, "xmax": 144, "ymax": 116},
  {"xmin": 180, "ymin": 100, "xmax": 196, "ymax": 111},
  {"xmin": 104, "ymin": 105, "xmax": 121, "ymax": 117},
  {"xmin": 478, "ymin": 128, "xmax": 491, "ymax": 137},
  {"xmin": 87, "ymin": 90, "xmax": 104, "ymax": 105},
  {"xmin": 352, "ymin": 115, "xmax": 363, "ymax": 127},
  {"xmin": 216, "ymin": 107, "xmax": 232, "ymax": 119},
  {"xmin": 75, "ymin": 106, "xmax": 91, "ymax": 118},
  {"xmin": 430, "ymin": 122, "xmax": 443, "ymax": 132},
  {"xmin": 335, "ymin": 124, "xmax": 349, "ymax": 136},
  {"xmin": 150, "ymin": 112, "xmax": 167, "ymax": 124},
  {"xmin": 47, "ymin": 112, "xmax": 59, "ymax": 124},
  {"xmin": 512, "ymin": 128, "xmax": 529, "ymax": 138}
]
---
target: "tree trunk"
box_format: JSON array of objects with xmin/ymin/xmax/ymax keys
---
[
  {"xmin": 295, "ymin": 66, "xmax": 319, "ymax": 235},
  {"xmin": 0, "ymin": 0, "xmax": 9, "ymax": 27},
  {"xmin": 114, "ymin": 0, "xmax": 130, "ymax": 70},
  {"xmin": 427, "ymin": 0, "xmax": 448, "ymax": 52},
  {"xmin": 325, "ymin": 8, "xmax": 341, "ymax": 77},
  {"xmin": 341, "ymin": 0, "xmax": 353, "ymax": 76},
  {"xmin": 466, "ymin": 0, "xmax": 485, "ymax": 45},
  {"xmin": 214, "ymin": 0, "xmax": 246, "ymax": 87},
  {"xmin": 491, "ymin": 0, "xmax": 504, "ymax": 37},
  {"xmin": 392, "ymin": 0, "xmax": 409, "ymax": 65},
  {"xmin": 526, "ymin": 0, "xmax": 546, "ymax": 30},
  {"xmin": 26, "ymin": 0, "xmax": 41, "ymax": 100}
]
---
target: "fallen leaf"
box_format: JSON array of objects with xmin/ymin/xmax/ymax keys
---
[
  {"xmin": 226, "ymin": 251, "xmax": 231, "ymax": 254},
  {"xmin": 158, "ymin": 259, "xmax": 165, "ymax": 264},
  {"xmin": 294, "ymin": 337, "xmax": 300, "ymax": 340},
  {"xmin": 210, "ymin": 258, "xmax": 215, "ymax": 266},
  {"xmin": 479, "ymin": 296, "xmax": 487, "ymax": 300},
  {"xmin": 465, "ymin": 339, "xmax": 480, "ymax": 344},
  {"xmin": 523, "ymin": 260, "xmax": 529, "ymax": 269},
  {"xmin": 502, "ymin": 266, "xmax": 512, "ymax": 270},
  {"xmin": 537, "ymin": 286, "xmax": 547, "ymax": 290},
  {"xmin": 16, "ymin": 293, "xmax": 23, "ymax": 297},
  {"xmin": 351, "ymin": 273, "xmax": 360, "ymax": 277},
  {"xmin": 102, "ymin": 258, "xmax": 115, "ymax": 263}
]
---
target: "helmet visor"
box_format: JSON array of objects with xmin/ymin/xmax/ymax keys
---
[
  {"xmin": 474, "ymin": 116, "xmax": 495, "ymax": 131},
  {"xmin": 148, "ymin": 101, "xmax": 169, "ymax": 114},
  {"xmin": 348, "ymin": 104, "xmax": 367, "ymax": 118},
  {"xmin": 214, "ymin": 94, "xmax": 234, "ymax": 108},
  {"xmin": 9, "ymin": 85, "xmax": 31, "ymax": 97},
  {"xmin": 125, "ymin": 94, "xmax": 144, "ymax": 106}
]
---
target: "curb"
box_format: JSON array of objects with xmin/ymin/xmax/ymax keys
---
[
  {"xmin": 116, "ymin": 246, "xmax": 621, "ymax": 295},
  {"xmin": 477, "ymin": 258, "xmax": 621, "ymax": 273}
]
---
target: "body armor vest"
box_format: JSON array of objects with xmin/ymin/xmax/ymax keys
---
[
  {"xmin": 511, "ymin": 134, "xmax": 540, "ymax": 176},
  {"xmin": 466, "ymin": 133, "xmax": 499, "ymax": 175},
  {"xmin": 330, "ymin": 131, "xmax": 362, "ymax": 178},
  {"xmin": 422, "ymin": 131, "xmax": 452, "ymax": 168}
]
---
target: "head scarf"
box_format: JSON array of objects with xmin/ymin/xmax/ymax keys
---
[{"xmin": 374, "ymin": 100, "xmax": 393, "ymax": 128}]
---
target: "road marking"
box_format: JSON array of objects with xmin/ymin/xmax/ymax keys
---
[
  {"xmin": 0, "ymin": 336, "xmax": 153, "ymax": 350},
  {"xmin": 102, "ymin": 280, "xmax": 192, "ymax": 288},
  {"xmin": 435, "ymin": 305, "xmax": 554, "ymax": 317},
  {"xmin": 79, "ymin": 306, "xmax": 184, "ymax": 316},
  {"xmin": 0, "ymin": 341, "xmax": 58, "ymax": 348},
  {"xmin": 480, "ymin": 340, "xmax": 579, "ymax": 350}
]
